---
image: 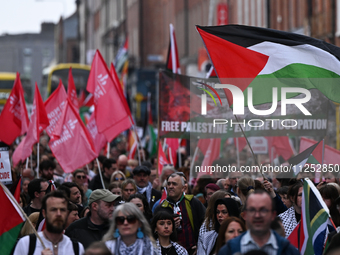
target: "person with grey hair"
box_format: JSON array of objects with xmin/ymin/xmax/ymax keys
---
[
  {"xmin": 216, "ymin": 179, "xmax": 225, "ymax": 190},
  {"xmin": 160, "ymin": 165, "xmax": 177, "ymax": 184},
  {"xmin": 103, "ymin": 203, "xmax": 157, "ymax": 255},
  {"xmin": 154, "ymin": 173, "xmax": 206, "ymax": 254}
]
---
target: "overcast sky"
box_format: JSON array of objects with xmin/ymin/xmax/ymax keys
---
[{"xmin": 0, "ymin": 0, "xmax": 77, "ymax": 35}]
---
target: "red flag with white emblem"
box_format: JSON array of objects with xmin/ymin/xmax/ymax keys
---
[
  {"xmin": 44, "ymin": 81, "xmax": 68, "ymax": 140},
  {"xmin": 67, "ymin": 67, "xmax": 79, "ymax": 110},
  {"xmin": 87, "ymin": 50, "xmax": 131, "ymax": 141},
  {"xmin": 12, "ymin": 84, "xmax": 49, "ymax": 166},
  {"xmin": 86, "ymin": 112, "xmax": 107, "ymax": 156},
  {"xmin": 0, "ymin": 73, "xmax": 29, "ymax": 145},
  {"xmin": 49, "ymin": 98, "xmax": 96, "ymax": 173}
]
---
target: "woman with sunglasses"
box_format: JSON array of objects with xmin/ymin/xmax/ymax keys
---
[
  {"xmin": 197, "ymin": 198, "xmax": 240, "ymax": 255},
  {"xmin": 103, "ymin": 203, "xmax": 157, "ymax": 255},
  {"xmin": 110, "ymin": 170, "xmax": 126, "ymax": 184},
  {"xmin": 151, "ymin": 211, "xmax": 188, "ymax": 255}
]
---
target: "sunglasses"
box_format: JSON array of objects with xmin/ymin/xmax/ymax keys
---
[
  {"xmin": 115, "ymin": 215, "xmax": 137, "ymax": 225},
  {"xmin": 76, "ymin": 175, "xmax": 86, "ymax": 179},
  {"xmin": 115, "ymin": 177, "xmax": 124, "ymax": 181}
]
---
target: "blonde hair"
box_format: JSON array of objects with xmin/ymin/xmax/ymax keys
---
[
  {"xmin": 237, "ymin": 176, "xmax": 255, "ymax": 204},
  {"xmin": 20, "ymin": 212, "xmax": 40, "ymax": 237},
  {"xmin": 102, "ymin": 203, "xmax": 155, "ymax": 245},
  {"xmin": 110, "ymin": 170, "xmax": 126, "ymax": 183}
]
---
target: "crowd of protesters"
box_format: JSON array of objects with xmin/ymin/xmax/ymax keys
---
[{"xmin": 6, "ymin": 133, "xmax": 340, "ymax": 255}]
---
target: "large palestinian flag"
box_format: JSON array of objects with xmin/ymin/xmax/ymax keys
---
[
  {"xmin": 196, "ymin": 25, "xmax": 340, "ymax": 106},
  {"xmin": 0, "ymin": 183, "xmax": 25, "ymax": 255}
]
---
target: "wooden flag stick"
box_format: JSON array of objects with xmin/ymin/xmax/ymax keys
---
[
  {"xmin": 0, "ymin": 181, "xmax": 46, "ymax": 249},
  {"xmin": 96, "ymin": 158, "xmax": 105, "ymax": 189},
  {"xmin": 129, "ymin": 117, "xmax": 141, "ymax": 165}
]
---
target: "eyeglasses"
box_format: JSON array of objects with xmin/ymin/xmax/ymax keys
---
[
  {"xmin": 115, "ymin": 215, "xmax": 137, "ymax": 225},
  {"xmin": 163, "ymin": 164, "xmax": 174, "ymax": 167},
  {"xmin": 245, "ymin": 208, "xmax": 271, "ymax": 216},
  {"xmin": 39, "ymin": 189, "xmax": 47, "ymax": 193},
  {"xmin": 115, "ymin": 177, "xmax": 124, "ymax": 181},
  {"xmin": 76, "ymin": 175, "xmax": 86, "ymax": 179}
]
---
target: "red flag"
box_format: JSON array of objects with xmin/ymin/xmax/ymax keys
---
[
  {"xmin": 234, "ymin": 137, "xmax": 247, "ymax": 152},
  {"xmin": 82, "ymin": 93, "xmax": 94, "ymax": 107},
  {"xmin": 67, "ymin": 67, "xmax": 79, "ymax": 109},
  {"xmin": 78, "ymin": 90, "xmax": 86, "ymax": 107},
  {"xmin": 44, "ymin": 81, "xmax": 68, "ymax": 140},
  {"xmin": 267, "ymin": 136, "xmax": 295, "ymax": 161},
  {"xmin": 86, "ymin": 50, "xmax": 131, "ymax": 141},
  {"xmin": 198, "ymin": 139, "xmax": 221, "ymax": 178},
  {"xmin": 166, "ymin": 24, "xmax": 181, "ymax": 74},
  {"xmin": 109, "ymin": 63, "xmax": 133, "ymax": 122},
  {"xmin": 86, "ymin": 112, "xmax": 107, "ymax": 156},
  {"xmin": 158, "ymin": 142, "xmax": 170, "ymax": 175},
  {"xmin": 165, "ymin": 138, "xmax": 179, "ymax": 167},
  {"xmin": 287, "ymin": 216, "xmax": 304, "ymax": 249},
  {"xmin": 299, "ymin": 137, "xmax": 340, "ymax": 164},
  {"xmin": 49, "ymin": 98, "xmax": 97, "ymax": 173},
  {"xmin": 196, "ymin": 26, "xmax": 268, "ymax": 106},
  {"xmin": 14, "ymin": 177, "xmax": 21, "ymax": 203},
  {"xmin": 12, "ymin": 84, "xmax": 49, "ymax": 166},
  {"xmin": 0, "ymin": 73, "xmax": 29, "ymax": 145}
]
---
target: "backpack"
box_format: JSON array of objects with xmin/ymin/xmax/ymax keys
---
[{"xmin": 28, "ymin": 233, "xmax": 79, "ymax": 255}]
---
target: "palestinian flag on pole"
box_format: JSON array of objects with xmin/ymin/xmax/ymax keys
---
[
  {"xmin": 0, "ymin": 183, "xmax": 25, "ymax": 255},
  {"xmin": 288, "ymin": 140, "xmax": 322, "ymax": 176},
  {"xmin": 287, "ymin": 178, "xmax": 335, "ymax": 255},
  {"xmin": 196, "ymin": 25, "xmax": 340, "ymax": 106}
]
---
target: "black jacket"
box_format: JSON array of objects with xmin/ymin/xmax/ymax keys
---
[
  {"xmin": 65, "ymin": 212, "xmax": 110, "ymax": 249},
  {"xmin": 140, "ymin": 188, "xmax": 161, "ymax": 209},
  {"xmin": 88, "ymin": 173, "xmax": 110, "ymax": 190},
  {"xmin": 154, "ymin": 194, "xmax": 206, "ymax": 243}
]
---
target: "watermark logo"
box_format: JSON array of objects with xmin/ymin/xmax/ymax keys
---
[
  {"xmin": 201, "ymin": 84, "xmax": 312, "ymax": 116},
  {"xmin": 198, "ymin": 82, "xmax": 222, "ymax": 115}
]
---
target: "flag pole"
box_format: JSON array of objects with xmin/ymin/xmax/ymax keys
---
[
  {"xmin": 96, "ymin": 158, "xmax": 105, "ymax": 189},
  {"xmin": 190, "ymin": 144, "xmax": 199, "ymax": 185},
  {"xmin": 37, "ymin": 143, "xmax": 40, "ymax": 178},
  {"xmin": 106, "ymin": 142, "xmax": 110, "ymax": 158},
  {"xmin": 163, "ymin": 138, "xmax": 167, "ymax": 151},
  {"xmin": 178, "ymin": 139, "xmax": 182, "ymax": 168},
  {"xmin": 128, "ymin": 117, "xmax": 141, "ymax": 165},
  {"xmin": 236, "ymin": 138, "xmax": 240, "ymax": 168},
  {"xmin": 0, "ymin": 182, "xmax": 46, "ymax": 249},
  {"xmin": 322, "ymin": 139, "xmax": 325, "ymax": 164},
  {"xmin": 168, "ymin": 147, "xmax": 174, "ymax": 165},
  {"xmin": 26, "ymin": 157, "xmax": 29, "ymax": 169}
]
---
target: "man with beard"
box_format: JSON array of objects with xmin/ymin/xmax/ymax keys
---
[
  {"xmin": 65, "ymin": 189, "xmax": 121, "ymax": 249},
  {"xmin": 39, "ymin": 159, "xmax": 55, "ymax": 181},
  {"xmin": 14, "ymin": 191, "xmax": 84, "ymax": 255}
]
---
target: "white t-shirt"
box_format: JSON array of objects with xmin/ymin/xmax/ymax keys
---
[{"xmin": 13, "ymin": 231, "xmax": 84, "ymax": 255}]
